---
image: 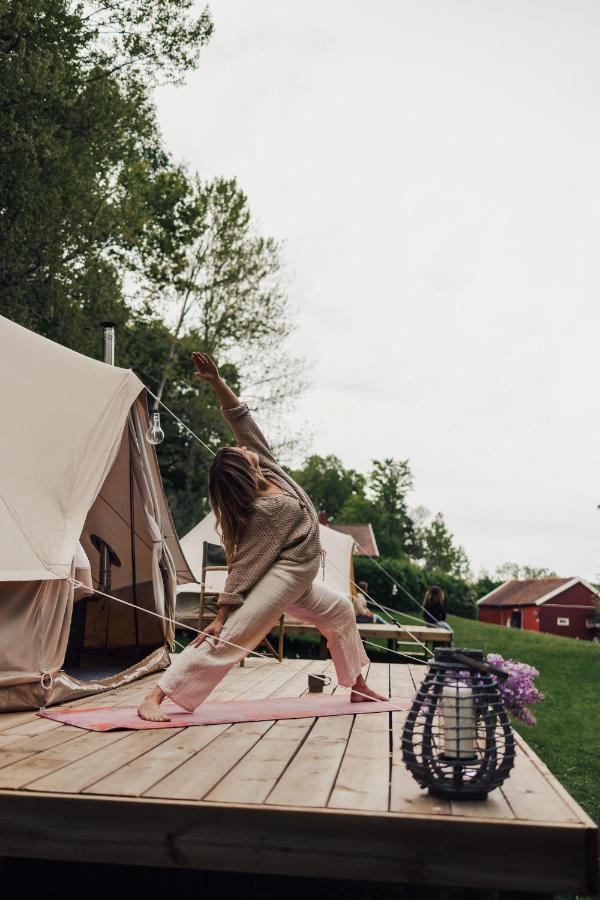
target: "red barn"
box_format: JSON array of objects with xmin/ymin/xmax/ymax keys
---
[{"xmin": 477, "ymin": 577, "xmax": 600, "ymax": 641}]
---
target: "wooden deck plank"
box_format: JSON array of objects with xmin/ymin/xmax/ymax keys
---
[
  {"xmin": 84, "ymin": 661, "xmax": 311, "ymax": 798},
  {"xmin": 265, "ymin": 667, "xmax": 354, "ymax": 809},
  {"xmin": 206, "ymin": 718, "xmax": 315, "ymax": 805},
  {"xmin": 499, "ymin": 746, "xmax": 581, "ymax": 823},
  {"xmin": 145, "ymin": 720, "xmax": 275, "ymax": 801},
  {"xmin": 23, "ymin": 730, "xmax": 173, "ymax": 793},
  {"xmin": 0, "ymin": 724, "xmax": 90, "ymax": 764},
  {"xmin": 514, "ymin": 731, "xmax": 598, "ymax": 827},
  {"xmin": 449, "ymin": 791, "xmax": 515, "ymax": 820},
  {"xmin": 328, "ymin": 663, "xmax": 391, "ymax": 811},
  {"xmin": 206, "ymin": 661, "xmax": 336, "ymax": 805},
  {"xmin": 142, "ymin": 660, "xmax": 307, "ymax": 801},
  {"xmin": 266, "ymin": 714, "xmax": 353, "ymax": 808},
  {"xmin": 51, "ymin": 660, "xmax": 289, "ymax": 798},
  {"xmin": 0, "ymin": 730, "xmax": 130, "ymax": 790}
]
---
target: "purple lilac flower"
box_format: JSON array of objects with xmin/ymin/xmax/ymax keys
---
[{"xmin": 486, "ymin": 653, "xmax": 545, "ymax": 726}]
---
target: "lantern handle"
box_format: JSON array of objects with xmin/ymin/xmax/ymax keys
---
[{"xmin": 451, "ymin": 651, "xmax": 509, "ymax": 680}]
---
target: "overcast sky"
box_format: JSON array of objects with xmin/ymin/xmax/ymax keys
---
[{"xmin": 155, "ymin": 1, "xmax": 600, "ymax": 580}]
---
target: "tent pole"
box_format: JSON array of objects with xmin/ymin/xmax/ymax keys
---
[{"xmin": 129, "ymin": 447, "xmax": 140, "ymax": 649}]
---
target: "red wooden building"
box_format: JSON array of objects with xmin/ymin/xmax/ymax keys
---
[{"xmin": 477, "ymin": 577, "xmax": 600, "ymax": 640}]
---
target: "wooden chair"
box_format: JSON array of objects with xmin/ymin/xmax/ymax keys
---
[{"xmin": 198, "ymin": 541, "xmax": 285, "ymax": 663}]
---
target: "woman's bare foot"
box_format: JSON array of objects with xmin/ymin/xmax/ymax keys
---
[
  {"xmin": 350, "ymin": 674, "xmax": 388, "ymax": 703},
  {"xmin": 137, "ymin": 686, "xmax": 171, "ymax": 722}
]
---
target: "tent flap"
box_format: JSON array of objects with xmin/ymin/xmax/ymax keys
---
[{"xmin": 0, "ymin": 315, "xmax": 144, "ymax": 581}]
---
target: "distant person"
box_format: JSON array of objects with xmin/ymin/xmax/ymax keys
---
[
  {"xmin": 422, "ymin": 585, "xmax": 447, "ymax": 626},
  {"xmin": 353, "ymin": 580, "xmax": 385, "ymax": 624}
]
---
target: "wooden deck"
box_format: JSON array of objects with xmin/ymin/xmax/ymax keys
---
[{"xmin": 0, "ymin": 658, "xmax": 596, "ymax": 895}]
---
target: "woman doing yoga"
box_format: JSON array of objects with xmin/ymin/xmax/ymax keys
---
[{"xmin": 138, "ymin": 351, "xmax": 385, "ymax": 722}]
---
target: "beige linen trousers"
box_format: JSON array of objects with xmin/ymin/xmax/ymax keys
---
[{"xmin": 157, "ymin": 551, "xmax": 369, "ymax": 712}]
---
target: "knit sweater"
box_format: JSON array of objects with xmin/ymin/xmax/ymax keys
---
[{"xmin": 216, "ymin": 401, "xmax": 323, "ymax": 608}]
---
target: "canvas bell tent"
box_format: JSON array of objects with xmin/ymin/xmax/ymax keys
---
[
  {"xmin": 176, "ymin": 510, "xmax": 357, "ymax": 622},
  {"xmin": 0, "ymin": 316, "xmax": 195, "ymax": 711}
]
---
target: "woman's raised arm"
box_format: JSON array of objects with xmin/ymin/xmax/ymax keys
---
[{"xmin": 192, "ymin": 351, "xmax": 279, "ymax": 465}]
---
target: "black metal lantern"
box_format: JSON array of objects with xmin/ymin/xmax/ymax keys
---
[{"xmin": 401, "ymin": 647, "xmax": 516, "ymax": 800}]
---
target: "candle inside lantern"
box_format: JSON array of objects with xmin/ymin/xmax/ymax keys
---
[{"xmin": 440, "ymin": 679, "xmax": 477, "ymax": 761}]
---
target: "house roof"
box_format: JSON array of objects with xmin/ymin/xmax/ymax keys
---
[
  {"xmin": 328, "ymin": 523, "xmax": 379, "ymax": 557},
  {"xmin": 476, "ymin": 577, "xmax": 595, "ymax": 608}
]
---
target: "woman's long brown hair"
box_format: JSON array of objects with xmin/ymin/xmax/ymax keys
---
[
  {"xmin": 424, "ymin": 585, "xmax": 446, "ymax": 608},
  {"xmin": 208, "ymin": 447, "xmax": 269, "ymax": 564}
]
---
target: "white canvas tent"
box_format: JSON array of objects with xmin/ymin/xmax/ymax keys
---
[
  {"xmin": 0, "ymin": 316, "xmax": 195, "ymax": 711},
  {"xmin": 176, "ymin": 510, "xmax": 357, "ymax": 622}
]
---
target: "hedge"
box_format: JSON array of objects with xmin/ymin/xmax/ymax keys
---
[{"xmin": 353, "ymin": 556, "xmax": 477, "ymax": 620}]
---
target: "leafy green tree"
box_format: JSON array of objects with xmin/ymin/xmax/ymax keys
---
[
  {"xmin": 0, "ymin": 1, "xmax": 309, "ymax": 533},
  {"xmin": 419, "ymin": 512, "xmax": 472, "ymax": 579},
  {"xmin": 0, "ymin": 1, "xmax": 212, "ymax": 351},
  {"xmin": 286, "ymin": 455, "xmax": 366, "ymax": 520},
  {"xmin": 148, "ymin": 176, "xmax": 305, "ymax": 421},
  {"xmin": 473, "ymin": 571, "xmax": 503, "ymax": 600},
  {"xmin": 363, "ymin": 458, "xmax": 419, "ymax": 558}
]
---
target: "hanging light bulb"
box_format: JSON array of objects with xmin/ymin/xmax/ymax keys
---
[{"xmin": 146, "ymin": 410, "xmax": 165, "ymax": 445}]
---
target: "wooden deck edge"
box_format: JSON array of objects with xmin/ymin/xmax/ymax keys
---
[
  {"xmin": 513, "ymin": 732, "xmax": 599, "ymax": 829},
  {"xmin": 0, "ymin": 790, "xmax": 594, "ymax": 893}
]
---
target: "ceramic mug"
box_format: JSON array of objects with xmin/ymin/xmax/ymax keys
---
[{"xmin": 308, "ymin": 672, "xmax": 332, "ymax": 693}]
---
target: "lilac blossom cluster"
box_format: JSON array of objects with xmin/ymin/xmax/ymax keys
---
[{"xmin": 486, "ymin": 653, "xmax": 545, "ymax": 726}]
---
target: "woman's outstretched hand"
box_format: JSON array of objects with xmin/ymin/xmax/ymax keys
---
[
  {"xmin": 192, "ymin": 351, "xmax": 220, "ymax": 382},
  {"xmin": 189, "ymin": 610, "xmax": 228, "ymax": 647},
  {"xmin": 193, "ymin": 350, "xmax": 242, "ymax": 410}
]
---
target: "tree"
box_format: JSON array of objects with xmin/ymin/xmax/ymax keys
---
[
  {"xmin": 494, "ymin": 562, "xmax": 558, "ymax": 581},
  {"xmin": 367, "ymin": 458, "xmax": 419, "ymax": 558},
  {"xmin": 419, "ymin": 512, "xmax": 472, "ymax": 579},
  {"xmin": 148, "ymin": 176, "xmax": 305, "ymax": 423},
  {"xmin": 326, "ymin": 457, "xmax": 420, "ymax": 558},
  {"xmin": 0, "ymin": 1, "xmax": 309, "ymax": 532},
  {"xmin": 0, "ymin": 1, "xmax": 212, "ymax": 351},
  {"xmin": 286, "ymin": 455, "xmax": 366, "ymax": 520}
]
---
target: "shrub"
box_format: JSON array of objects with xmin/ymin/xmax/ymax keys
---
[{"xmin": 353, "ymin": 556, "xmax": 477, "ymax": 620}]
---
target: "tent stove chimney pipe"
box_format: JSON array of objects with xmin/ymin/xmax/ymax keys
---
[{"xmin": 101, "ymin": 321, "xmax": 115, "ymax": 366}]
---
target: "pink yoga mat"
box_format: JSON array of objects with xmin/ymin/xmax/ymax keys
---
[{"xmin": 36, "ymin": 694, "xmax": 412, "ymax": 732}]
